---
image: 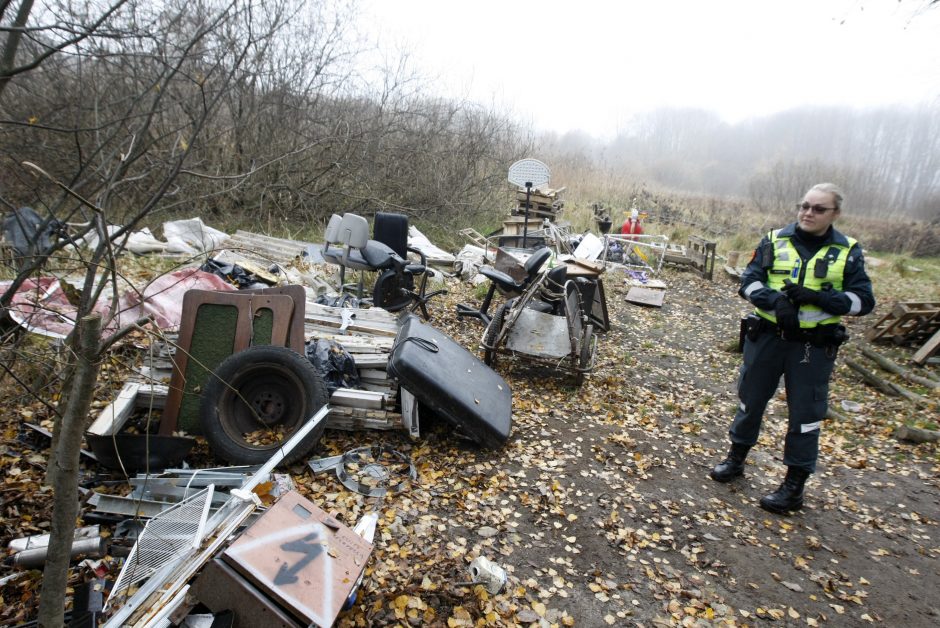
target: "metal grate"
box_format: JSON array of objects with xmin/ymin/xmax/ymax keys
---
[{"xmin": 106, "ymin": 486, "xmax": 214, "ymax": 610}]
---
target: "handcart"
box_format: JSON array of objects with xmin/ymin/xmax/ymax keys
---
[{"xmin": 480, "ymin": 266, "xmax": 597, "ymax": 385}]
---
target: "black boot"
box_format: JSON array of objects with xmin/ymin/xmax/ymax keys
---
[
  {"xmin": 709, "ymin": 444, "xmax": 750, "ymax": 482},
  {"xmin": 760, "ymin": 467, "xmax": 810, "ymax": 514}
]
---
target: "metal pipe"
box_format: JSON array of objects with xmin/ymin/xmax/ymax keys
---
[{"xmin": 13, "ymin": 537, "xmax": 107, "ymax": 569}]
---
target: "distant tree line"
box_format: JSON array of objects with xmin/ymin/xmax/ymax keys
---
[{"xmin": 541, "ymin": 106, "xmax": 940, "ymax": 223}]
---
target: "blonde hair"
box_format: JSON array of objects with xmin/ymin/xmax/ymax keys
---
[{"xmin": 810, "ymin": 183, "xmax": 844, "ymax": 210}]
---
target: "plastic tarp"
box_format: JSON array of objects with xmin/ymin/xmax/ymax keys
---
[
  {"xmin": 455, "ymin": 244, "xmax": 486, "ymax": 280},
  {"xmin": 78, "ymin": 225, "xmax": 169, "ymax": 255},
  {"xmin": 1, "ymin": 207, "xmax": 62, "ymax": 259},
  {"xmin": 163, "ymin": 218, "xmax": 229, "ymax": 255},
  {"xmin": 408, "ymin": 225, "xmax": 455, "ymax": 264},
  {"xmin": 0, "ymin": 269, "xmax": 236, "ymax": 338},
  {"xmin": 305, "ymin": 339, "xmax": 360, "ymax": 394}
]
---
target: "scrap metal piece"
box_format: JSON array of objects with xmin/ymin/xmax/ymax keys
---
[
  {"xmin": 220, "ymin": 491, "xmax": 373, "ymax": 627},
  {"xmin": 339, "ymin": 308, "xmax": 356, "ymax": 333},
  {"xmin": 335, "ymin": 446, "xmax": 416, "ymax": 497},
  {"xmin": 8, "ymin": 525, "xmax": 100, "ymax": 552},
  {"xmin": 107, "ymin": 486, "xmax": 215, "ymax": 608},
  {"xmin": 88, "ymin": 493, "xmax": 173, "ymax": 519},
  {"xmin": 307, "ymin": 454, "xmax": 343, "ymax": 474},
  {"xmin": 12, "ymin": 537, "xmax": 106, "ymax": 569}
]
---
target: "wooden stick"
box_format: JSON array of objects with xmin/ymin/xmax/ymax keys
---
[
  {"xmin": 860, "ymin": 346, "xmax": 940, "ymax": 389},
  {"xmin": 844, "ymin": 358, "xmax": 897, "ymax": 396},
  {"xmin": 895, "ymin": 424, "xmax": 940, "ymax": 443}
]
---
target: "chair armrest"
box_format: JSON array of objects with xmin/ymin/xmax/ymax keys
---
[
  {"xmin": 406, "ymin": 245, "xmax": 429, "ymax": 265},
  {"xmin": 479, "ymin": 266, "xmax": 521, "ymax": 291}
]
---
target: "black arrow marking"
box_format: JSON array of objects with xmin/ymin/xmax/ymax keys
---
[{"xmin": 273, "ymin": 530, "xmax": 323, "ymax": 585}]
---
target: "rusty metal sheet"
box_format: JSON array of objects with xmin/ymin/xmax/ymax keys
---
[
  {"xmin": 222, "ymin": 491, "xmax": 372, "ymax": 628},
  {"xmin": 191, "ymin": 558, "xmax": 301, "ymax": 628},
  {"xmin": 505, "ymin": 308, "xmax": 571, "ymax": 359},
  {"xmin": 626, "ymin": 286, "xmax": 666, "ymax": 307}
]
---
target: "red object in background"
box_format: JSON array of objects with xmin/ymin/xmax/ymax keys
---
[{"xmin": 621, "ymin": 219, "xmax": 644, "ymax": 239}]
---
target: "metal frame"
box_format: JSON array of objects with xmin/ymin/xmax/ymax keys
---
[
  {"xmin": 481, "ymin": 271, "xmax": 596, "ymax": 383},
  {"xmin": 599, "ymin": 233, "xmax": 670, "ymax": 273}
]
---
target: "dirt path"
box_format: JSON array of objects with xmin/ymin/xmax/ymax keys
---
[{"xmin": 328, "ymin": 266, "xmax": 939, "ymax": 627}]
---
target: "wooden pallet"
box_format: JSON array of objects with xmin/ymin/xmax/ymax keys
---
[
  {"xmin": 663, "ymin": 237, "xmax": 716, "ymax": 281},
  {"xmin": 866, "ymin": 301, "xmax": 940, "ymax": 346},
  {"xmin": 687, "ymin": 236, "xmax": 717, "ymax": 281}
]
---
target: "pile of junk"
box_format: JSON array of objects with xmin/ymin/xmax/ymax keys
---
[{"xmin": 2, "ymin": 208, "xmax": 517, "ymax": 627}]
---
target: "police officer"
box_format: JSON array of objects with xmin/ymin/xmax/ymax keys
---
[{"xmin": 710, "ymin": 183, "xmax": 875, "ymax": 514}]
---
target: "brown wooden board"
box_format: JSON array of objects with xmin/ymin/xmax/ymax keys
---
[
  {"xmin": 626, "ymin": 286, "xmax": 666, "ymax": 308},
  {"xmin": 159, "ymin": 290, "xmax": 294, "ymax": 435},
  {"xmin": 563, "ymin": 258, "xmax": 605, "ymax": 278},
  {"xmin": 912, "ymin": 329, "xmax": 940, "ymax": 365},
  {"xmin": 241, "ymin": 284, "xmax": 307, "ymax": 353},
  {"xmin": 222, "ymin": 491, "xmax": 372, "ymax": 628}
]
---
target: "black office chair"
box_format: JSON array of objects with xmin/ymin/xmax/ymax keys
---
[
  {"xmin": 455, "ymin": 247, "xmax": 552, "ymax": 325},
  {"xmin": 371, "ymin": 212, "xmax": 447, "ymax": 319}
]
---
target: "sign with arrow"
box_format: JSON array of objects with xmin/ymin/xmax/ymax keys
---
[{"xmin": 223, "ymin": 491, "xmax": 373, "ymax": 627}]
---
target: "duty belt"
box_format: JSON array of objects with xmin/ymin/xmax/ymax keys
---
[{"xmin": 756, "ymin": 317, "xmax": 847, "ymax": 346}]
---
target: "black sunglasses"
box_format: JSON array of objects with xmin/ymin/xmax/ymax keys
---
[{"xmin": 797, "ymin": 202, "xmax": 836, "ymax": 214}]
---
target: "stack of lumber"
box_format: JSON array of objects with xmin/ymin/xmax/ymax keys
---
[
  {"xmin": 512, "ymin": 186, "xmax": 565, "ymax": 219},
  {"xmin": 220, "ymin": 230, "xmax": 314, "ymax": 264},
  {"xmin": 303, "ymin": 301, "xmax": 403, "ymax": 431},
  {"xmin": 866, "ymin": 301, "xmax": 940, "ymax": 350}
]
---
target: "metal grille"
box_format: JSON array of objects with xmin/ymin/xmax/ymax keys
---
[
  {"xmin": 106, "ymin": 486, "xmax": 214, "ymax": 609},
  {"xmin": 508, "ymin": 158, "xmax": 550, "ymax": 188}
]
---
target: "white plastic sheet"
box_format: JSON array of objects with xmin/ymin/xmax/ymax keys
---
[
  {"xmin": 408, "ymin": 225, "xmax": 455, "ymax": 264},
  {"xmin": 163, "ymin": 218, "xmax": 229, "ymax": 255}
]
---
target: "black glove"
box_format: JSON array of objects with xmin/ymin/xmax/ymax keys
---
[
  {"xmin": 782, "ymin": 280, "xmax": 822, "ymax": 306},
  {"xmin": 774, "ymin": 295, "xmax": 800, "ymax": 332}
]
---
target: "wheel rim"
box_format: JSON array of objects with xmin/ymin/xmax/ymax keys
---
[{"xmin": 216, "ymin": 360, "xmax": 308, "ymax": 451}]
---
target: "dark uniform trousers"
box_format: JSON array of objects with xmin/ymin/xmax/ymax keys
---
[{"xmin": 729, "ymin": 331, "xmax": 837, "ymax": 474}]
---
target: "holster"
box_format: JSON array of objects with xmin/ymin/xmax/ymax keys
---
[
  {"xmin": 809, "ymin": 324, "xmax": 848, "ymax": 348},
  {"xmin": 742, "ymin": 314, "xmax": 848, "ymax": 348}
]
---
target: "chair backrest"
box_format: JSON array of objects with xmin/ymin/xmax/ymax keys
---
[
  {"xmin": 324, "ymin": 214, "xmax": 342, "ymax": 245},
  {"xmin": 523, "ymin": 247, "xmax": 552, "ymax": 279},
  {"xmin": 373, "ymin": 212, "xmax": 409, "ymax": 258},
  {"xmin": 338, "ymin": 213, "xmax": 369, "ymax": 250}
]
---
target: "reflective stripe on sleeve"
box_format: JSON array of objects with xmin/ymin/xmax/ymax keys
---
[
  {"xmin": 845, "ymin": 291, "xmax": 862, "ymax": 315},
  {"xmin": 743, "ymin": 281, "xmax": 763, "ymax": 297}
]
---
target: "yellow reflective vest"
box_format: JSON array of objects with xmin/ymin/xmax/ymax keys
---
[{"xmin": 756, "ymin": 229, "xmax": 857, "ymax": 328}]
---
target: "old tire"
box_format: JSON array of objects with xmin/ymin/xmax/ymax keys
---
[
  {"xmin": 199, "ymin": 345, "xmax": 329, "ymax": 466},
  {"xmin": 483, "ymin": 302, "xmax": 509, "ymax": 366}
]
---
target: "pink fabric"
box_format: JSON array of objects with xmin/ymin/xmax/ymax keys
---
[
  {"xmin": 1, "ymin": 269, "xmax": 237, "ymax": 338},
  {"xmin": 111, "ymin": 269, "xmax": 236, "ymax": 330}
]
